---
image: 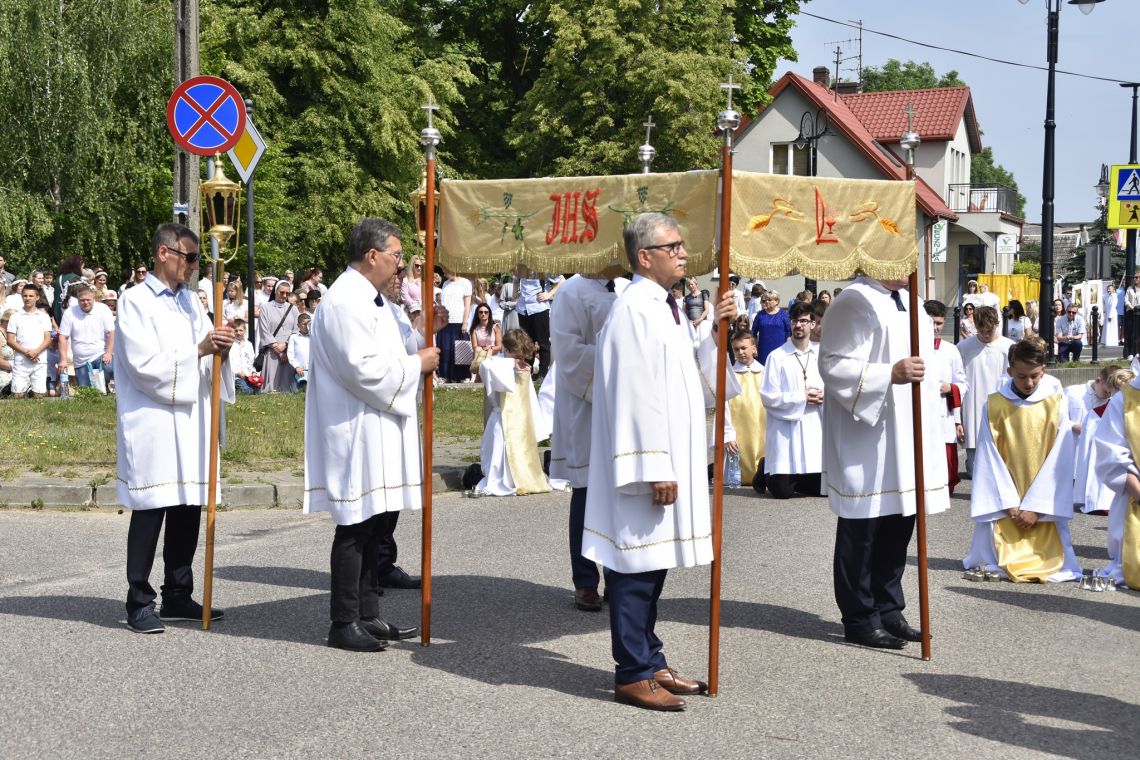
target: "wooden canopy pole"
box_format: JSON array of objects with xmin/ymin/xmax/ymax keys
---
[
  {"xmin": 419, "ymin": 99, "xmax": 442, "ymax": 646},
  {"xmin": 202, "ymin": 258, "xmax": 225, "ymax": 630},
  {"xmin": 708, "ymin": 75, "xmax": 742, "ymax": 696},
  {"xmin": 908, "ymin": 270, "xmax": 932, "ymax": 661}
]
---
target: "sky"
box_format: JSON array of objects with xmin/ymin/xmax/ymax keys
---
[{"xmin": 781, "ymin": 0, "xmax": 1136, "ymax": 224}]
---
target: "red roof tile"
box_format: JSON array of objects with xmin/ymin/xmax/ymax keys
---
[
  {"xmin": 760, "ymin": 73, "xmax": 957, "ymax": 221},
  {"xmin": 840, "ymin": 87, "xmax": 982, "ymax": 153}
]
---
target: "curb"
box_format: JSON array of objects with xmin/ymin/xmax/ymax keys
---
[{"xmin": 0, "ymin": 466, "xmax": 468, "ymax": 510}]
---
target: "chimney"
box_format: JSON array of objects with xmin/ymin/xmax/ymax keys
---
[
  {"xmin": 813, "ymin": 66, "xmax": 830, "ymax": 89},
  {"xmin": 836, "ymin": 81, "xmax": 860, "ymax": 95}
]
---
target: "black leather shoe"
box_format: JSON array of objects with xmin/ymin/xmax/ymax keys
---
[
  {"xmin": 360, "ymin": 616, "xmax": 418, "ymax": 641},
  {"xmin": 328, "ymin": 621, "xmax": 386, "ymax": 652},
  {"xmin": 883, "ymin": 618, "xmax": 924, "ymax": 642},
  {"xmin": 844, "ymin": 628, "xmax": 907, "ymax": 650},
  {"xmin": 378, "ymin": 565, "xmax": 421, "ymax": 589}
]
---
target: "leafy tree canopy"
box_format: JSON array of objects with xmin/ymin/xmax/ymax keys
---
[{"xmin": 861, "ymin": 59, "xmax": 964, "ymax": 91}]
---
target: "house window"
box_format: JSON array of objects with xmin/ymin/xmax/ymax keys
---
[{"xmin": 771, "ymin": 143, "xmax": 811, "ymax": 176}]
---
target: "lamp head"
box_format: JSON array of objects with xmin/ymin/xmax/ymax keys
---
[
  {"xmin": 200, "ymin": 158, "xmax": 241, "ymax": 250},
  {"xmin": 1068, "ymin": 0, "xmax": 1105, "ymax": 15}
]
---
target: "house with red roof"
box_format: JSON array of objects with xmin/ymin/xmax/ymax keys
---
[{"xmin": 734, "ymin": 67, "xmax": 1023, "ymax": 308}]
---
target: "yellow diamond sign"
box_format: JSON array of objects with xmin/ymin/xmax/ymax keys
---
[{"xmin": 227, "ymin": 116, "xmax": 266, "ymax": 184}]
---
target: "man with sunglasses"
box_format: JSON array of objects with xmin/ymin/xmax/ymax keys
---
[
  {"xmin": 116, "ymin": 223, "xmax": 235, "ymax": 633},
  {"xmin": 582, "ymin": 212, "xmax": 736, "ymax": 711}
]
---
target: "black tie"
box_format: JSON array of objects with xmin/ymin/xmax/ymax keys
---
[
  {"xmin": 374, "ymin": 293, "xmax": 385, "ymax": 307},
  {"xmin": 890, "ymin": 290, "xmax": 905, "ymax": 312},
  {"xmin": 665, "ymin": 293, "xmax": 681, "ymax": 325},
  {"xmin": 606, "ymin": 279, "xmax": 615, "ymax": 293}
]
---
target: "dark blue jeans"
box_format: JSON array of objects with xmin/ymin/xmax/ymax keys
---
[
  {"xmin": 1057, "ymin": 340, "xmax": 1083, "ymax": 362},
  {"xmin": 75, "ymin": 357, "xmax": 111, "ymax": 389}
]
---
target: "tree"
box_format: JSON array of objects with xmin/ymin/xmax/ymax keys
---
[
  {"xmin": 860, "ymin": 59, "xmax": 964, "ymax": 92},
  {"xmin": 971, "ymin": 148, "xmax": 1026, "ymax": 218},
  {"xmin": 0, "ymin": 0, "xmax": 173, "ymax": 280},
  {"xmin": 1062, "ymin": 204, "xmax": 1124, "ymax": 285}
]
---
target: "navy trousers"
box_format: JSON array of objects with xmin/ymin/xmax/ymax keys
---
[
  {"xmin": 833, "ymin": 514, "xmax": 916, "ymax": 635},
  {"xmin": 568, "ymin": 488, "xmax": 600, "ymax": 590},
  {"xmin": 126, "ymin": 505, "xmax": 201, "ymax": 614},
  {"xmin": 603, "ymin": 566, "xmax": 668, "ymax": 684}
]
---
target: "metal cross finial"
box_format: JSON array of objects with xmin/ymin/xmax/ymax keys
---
[
  {"xmin": 643, "ymin": 114, "xmax": 656, "ymax": 146},
  {"xmin": 421, "ymin": 95, "xmax": 439, "ymax": 130},
  {"xmin": 903, "ymin": 102, "xmax": 918, "ymax": 133},
  {"xmin": 720, "ymin": 73, "xmax": 741, "ymax": 111}
]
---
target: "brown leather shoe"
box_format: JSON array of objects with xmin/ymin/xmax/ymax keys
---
[
  {"xmin": 614, "ymin": 679, "xmax": 686, "ymax": 711},
  {"xmin": 653, "ymin": 667, "xmax": 708, "ymax": 695},
  {"xmin": 574, "ymin": 587, "xmax": 603, "ymax": 612}
]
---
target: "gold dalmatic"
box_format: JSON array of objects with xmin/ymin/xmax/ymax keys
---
[
  {"xmin": 1120, "ymin": 386, "xmax": 1140, "ymax": 589},
  {"xmin": 501, "ymin": 370, "xmax": 551, "ymax": 496},
  {"xmin": 987, "ymin": 392, "xmax": 1065, "ymax": 583},
  {"xmin": 729, "ymin": 371, "xmax": 767, "ymax": 484}
]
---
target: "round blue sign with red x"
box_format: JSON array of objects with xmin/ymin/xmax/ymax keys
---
[{"xmin": 166, "ymin": 76, "xmax": 247, "ymax": 155}]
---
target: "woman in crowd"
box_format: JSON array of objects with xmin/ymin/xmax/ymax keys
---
[
  {"xmin": 31, "ymin": 271, "xmax": 52, "ymax": 307},
  {"xmin": 53, "ymin": 254, "xmax": 84, "ymax": 324},
  {"xmin": 960, "ymin": 302, "xmax": 977, "ymax": 340},
  {"xmin": 751, "ymin": 289, "xmax": 791, "ymax": 364},
  {"xmin": 963, "ymin": 279, "xmax": 982, "ymax": 309},
  {"xmin": 684, "ymin": 277, "xmax": 710, "ymax": 332},
  {"xmin": 121, "ymin": 264, "xmax": 148, "ymax": 294},
  {"xmin": 1026, "ymin": 300, "xmax": 1040, "ymax": 335},
  {"xmin": 92, "ymin": 272, "xmax": 110, "ymax": 300},
  {"xmin": 258, "ymin": 279, "xmax": 299, "ymax": 393},
  {"xmin": 223, "ymin": 278, "xmax": 246, "ymax": 323},
  {"xmin": 469, "ymin": 302, "xmax": 502, "ymax": 383},
  {"xmin": 1004, "ymin": 299, "xmax": 1033, "ymax": 341},
  {"xmin": 0, "ymin": 309, "xmax": 13, "ymax": 397},
  {"xmin": 817, "ymin": 289, "xmax": 832, "ymax": 305},
  {"xmin": 296, "ymin": 267, "xmax": 323, "ymax": 295},
  {"xmin": 400, "ymin": 256, "xmax": 424, "ymax": 314}
]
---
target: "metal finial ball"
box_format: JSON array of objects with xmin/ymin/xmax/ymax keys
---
[
  {"xmin": 637, "ymin": 144, "xmax": 657, "ymax": 163},
  {"xmin": 717, "ymin": 109, "xmax": 741, "ymax": 133},
  {"xmin": 420, "ymin": 127, "xmax": 442, "ymax": 148},
  {"xmin": 900, "ymin": 130, "xmax": 921, "ymax": 152}
]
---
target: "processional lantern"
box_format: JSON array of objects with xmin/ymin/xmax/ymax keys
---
[{"xmin": 200, "ymin": 157, "xmax": 242, "ymax": 248}]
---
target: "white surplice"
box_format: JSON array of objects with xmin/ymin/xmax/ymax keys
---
[
  {"xmin": 549, "ymin": 275, "xmax": 626, "ymax": 487},
  {"xmin": 1074, "ymin": 405, "xmax": 1113, "ymax": 513},
  {"xmin": 115, "ymin": 274, "xmax": 234, "ymax": 509},
  {"xmin": 964, "ymin": 375, "xmax": 1082, "ymax": 581},
  {"xmin": 582, "ymin": 275, "xmax": 716, "ymax": 573},
  {"xmin": 817, "ymin": 277, "xmax": 949, "ymax": 519},
  {"xmin": 1093, "ymin": 380, "xmax": 1140, "ymax": 585},
  {"xmin": 759, "ymin": 339, "xmax": 823, "ymax": 475},
  {"xmin": 303, "ymin": 268, "xmax": 422, "ymax": 526},
  {"xmin": 932, "ymin": 339, "xmax": 967, "ymax": 443},
  {"xmin": 958, "ymin": 334, "xmax": 1015, "ymax": 449},
  {"xmin": 1102, "ymin": 289, "xmax": 1120, "ymax": 346}
]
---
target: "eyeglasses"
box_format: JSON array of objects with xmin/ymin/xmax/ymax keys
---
[
  {"xmin": 792, "ymin": 318, "xmax": 814, "ymax": 325},
  {"xmin": 165, "ymin": 246, "xmax": 201, "ymax": 264},
  {"xmin": 643, "ymin": 239, "xmax": 686, "ymax": 257},
  {"xmin": 372, "ymin": 246, "xmax": 402, "ymax": 262}
]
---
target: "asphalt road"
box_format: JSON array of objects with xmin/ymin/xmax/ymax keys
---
[{"xmin": 1, "ymin": 487, "xmax": 1136, "ymax": 760}]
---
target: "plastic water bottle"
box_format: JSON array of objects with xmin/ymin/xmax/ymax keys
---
[
  {"xmin": 724, "ymin": 450, "xmax": 741, "ymax": 489},
  {"xmin": 59, "ymin": 373, "xmax": 69, "ymax": 399}
]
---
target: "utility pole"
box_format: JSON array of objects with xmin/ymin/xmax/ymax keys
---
[{"xmin": 173, "ymin": 0, "xmax": 200, "ymax": 232}]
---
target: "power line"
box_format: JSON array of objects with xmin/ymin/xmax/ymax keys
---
[{"xmin": 800, "ymin": 11, "xmax": 1129, "ymax": 85}]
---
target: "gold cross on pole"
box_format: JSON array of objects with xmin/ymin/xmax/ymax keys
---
[
  {"xmin": 903, "ymin": 102, "xmax": 918, "ymax": 133},
  {"xmin": 720, "ymin": 73, "xmax": 741, "ymax": 111},
  {"xmin": 421, "ymin": 95, "xmax": 439, "ymax": 130},
  {"xmin": 643, "ymin": 114, "xmax": 655, "ymax": 145}
]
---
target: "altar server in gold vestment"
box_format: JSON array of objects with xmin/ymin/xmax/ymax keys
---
[
  {"xmin": 964, "ymin": 338, "xmax": 1082, "ymax": 583},
  {"xmin": 728, "ymin": 330, "xmax": 766, "ymax": 493},
  {"xmin": 1093, "ymin": 370, "xmax": 1140, "ymax": 589}
]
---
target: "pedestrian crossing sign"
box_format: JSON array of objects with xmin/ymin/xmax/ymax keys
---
[{"xmin": 1108, "ymin": 164, "xmax": 1140, "ymax": 229}]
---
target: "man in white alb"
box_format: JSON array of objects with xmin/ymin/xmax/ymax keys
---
[
  {"xmin": 958, "ymin": 305, "xmax": 1014, "ymax": 478},
  {"xmin": 759, "ymin": 301, "xmax": 824, "ymax": 499},
  {"xmin": 582, "ymin": 212, "xmax": 735, "ymax": 711}
]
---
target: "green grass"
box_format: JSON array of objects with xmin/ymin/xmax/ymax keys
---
[{"xmin": 0, "ymin": 387, "xmax": 485, "ymax": 477}]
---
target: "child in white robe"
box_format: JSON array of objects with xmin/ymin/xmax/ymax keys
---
[
  {"xmin": 965, "ymin": 337, "xmax": 1082, "ymax": 583},
  {"xmin": 958, "ymin": 305, "xmax": 1015, "ymax": 478},
  {"xmin": 728, "ymin": 330, "xmax": 766, "ymax": 493},
  {"xmin": 475, "ymin": 329, "xmax": 566, "ymax": 497},
  {"xmin": 287, "ymin": 313, "xmax": 312, "ymax": 389},
  {"xmin": 1074, "ymin": 366, "xmax": 1131, "ymax": 514},
  {"xmin": 1093, "ymin": 369, "xmax": 1140, "ymax": 588}
]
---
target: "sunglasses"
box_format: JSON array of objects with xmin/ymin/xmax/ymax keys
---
[{"xmin": 165, "ymin": 246, "xmax": 201, "ymax": 264}]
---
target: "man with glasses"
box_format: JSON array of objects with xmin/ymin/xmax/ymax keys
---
[
  {"xmin": 116, "ymin": 222, "xmax": 235, "ymax": 633},
  {"xmin": 759, "ymin": 301, "xmax": 824, "ymax": 499},
  {"xmin": 304, "ymin": 218, "xmax": 437, "ymax": 651},
  {"xmin": 1055, "ymin": 304, "xmax": 1087, "ymax": 362},
  {"xmin": 582, "ymin": 212, "xmax": 736, "ymax": 711}
]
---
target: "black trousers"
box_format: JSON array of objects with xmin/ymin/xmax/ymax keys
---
[
  {"xmin": 330, "ymin": 513, "xmax": 387, "ymax": 623},
  {"xmin": 833, "ymin": 513, "xmax": 916, "ymax": 636},
  {"xmin": 126, "ymin": 506, "xmax": 202, "ymax": 613},
  {"xmin": 376, "ymin": 510, "xmax": 400, "ymax": 578},
  {"xmin": 604, "ymin": 567, "xmax": 668, "ymax": 684},
  {"xmin": 568, "ymin": 488, "xmax": 600, "ymax": 590},
  {"xmin": 517, "ymin": 310, "xmax": 551, "ymax": 377},
  {"xmin": 767, "ymin": 472, "xmax": 822, "ymax": 500}
]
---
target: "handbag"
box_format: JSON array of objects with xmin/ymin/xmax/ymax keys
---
[
  {"xmin": 253, "ymin": 304, "xmax": 294, "ymax": 372},
  {"xmin": 453, "ymin": 339, "xmax": 474, "ymax": 366}
]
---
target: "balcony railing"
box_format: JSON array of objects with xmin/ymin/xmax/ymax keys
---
[{"xmin": 947, "ymin": 184, "xmax": 1020, "ymax": 216}]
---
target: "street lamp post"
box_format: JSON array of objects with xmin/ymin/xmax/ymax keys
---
[
  {"xmin": 1019, "ymin": 0, "xmax": 1107, "ymax": 365},
  {"xmin": 795, "ymin": 109, "xmax": 829, "ymax": 296},
  {"xmin": 1121, "ymin": 83, "xmax": 1139, "ymax": 356}
]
